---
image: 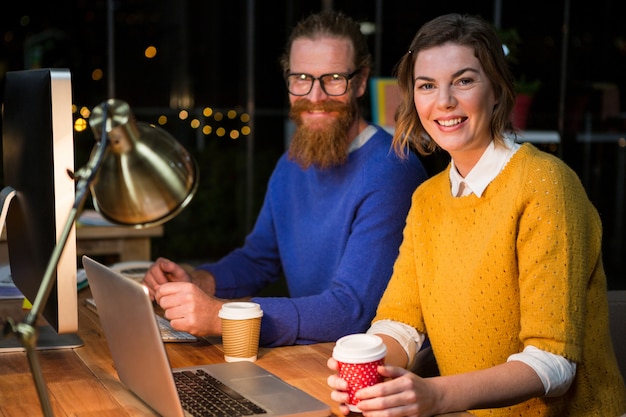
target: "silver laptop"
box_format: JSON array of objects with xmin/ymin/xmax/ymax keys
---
[{"xmin": 82, "ymin": 256, "xmax": 330, "ymax": 417}]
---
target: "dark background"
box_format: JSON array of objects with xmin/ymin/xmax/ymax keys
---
[{"xmin": 1, "ymin": 0, "xmax": 625, "ymax": 289}]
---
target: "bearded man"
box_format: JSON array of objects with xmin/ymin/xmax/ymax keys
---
[{"xmin": 142, "ymin": 10, "xmax": 428, "ymax": 347}]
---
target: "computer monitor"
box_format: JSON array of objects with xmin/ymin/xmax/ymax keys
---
[{"xmin": 0, "ymin": 68, "xmax": 82, "ymax": 350}]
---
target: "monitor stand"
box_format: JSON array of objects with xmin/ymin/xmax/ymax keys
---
[{"xmin": 0, "ymin": 323, "xmax": 83, "ymax": 353}]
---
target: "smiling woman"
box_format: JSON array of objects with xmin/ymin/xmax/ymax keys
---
[{"xmin": 327, "ymin": 12, "xmax": 626, "ymax": 417}]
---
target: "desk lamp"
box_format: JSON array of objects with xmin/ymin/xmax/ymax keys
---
[{"xmin": 1, "ymin": 99, "xmax": 199, "ymax": 416}]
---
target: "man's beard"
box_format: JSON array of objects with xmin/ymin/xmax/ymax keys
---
[{"xmin": 287, "ymin": 98, "xmax": 357, "ymax": 170}]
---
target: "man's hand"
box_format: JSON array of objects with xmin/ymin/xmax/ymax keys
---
[
  {"xmin": 142, "ymin": 257, "xmax": 224, "ymax": 336},
  {"xmin": 154, "ymin": 281, "xmax": 225, "ymax": 336},
  {"xmin": 142, "ymin": 257, "xmax": 191, "ymax": 301}
]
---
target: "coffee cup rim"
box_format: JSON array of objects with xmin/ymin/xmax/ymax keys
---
[
  {"xmin": 332, "ymin": 333, "xmax": 387, "ymax": 363},
  {"xmin": 218, "ymin": 301, "xmax": 263, "ymax": 319}
]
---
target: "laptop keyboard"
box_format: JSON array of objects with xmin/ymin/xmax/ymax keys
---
[
  {"xmin": 155, "ymin": 315, "xmax": 198, "ymax": 342},
  {"xmin": 85, "ymin": 297, "xmax": 197, "ymax": 343},
  {"xmin": 174, "ymin": 369, "xmax": 267, "ymax": 416}
]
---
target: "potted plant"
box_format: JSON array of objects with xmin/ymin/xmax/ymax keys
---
[
  {"xmin": 513, "ymin": 74, "xmax": 541, "ymax": 130},
  {"xmin": 498, "ymin": 28, "xmax": 541, "ymax": 130}
]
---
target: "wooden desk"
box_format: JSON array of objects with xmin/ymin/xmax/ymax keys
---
[
  {"xmin": 0, "ymin": 288, "xmax": 339, "ymax": 416},
  {"xmin": 0, "ymin": 291, "xmax": 472, "ymax": 416},
  {"xmin": 0, "ymin": 223, "xmax": 164, "ymax": 264}
]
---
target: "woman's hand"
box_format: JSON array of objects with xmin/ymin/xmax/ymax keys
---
[
  {"xmin": 327, "ymin": 357, "xmax": 353, "ymax": 415},
  {"xmin": 327, "ymin": 357, "xmax": 444, "ymax": 416}
]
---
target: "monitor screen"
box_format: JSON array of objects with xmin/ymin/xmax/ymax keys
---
[{"xmin": 1, "ymin": 68, "xmax": 78, "ymax": 338}]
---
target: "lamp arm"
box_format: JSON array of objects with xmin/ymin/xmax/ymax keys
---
[{"xmin": 6, "ymin": 103, "xmax": 112, "ymax": 417}]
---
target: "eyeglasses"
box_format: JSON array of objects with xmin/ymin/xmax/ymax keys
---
[{"xmin": 285, "ymin": 70, "xmax": 360, "ymax": 96}]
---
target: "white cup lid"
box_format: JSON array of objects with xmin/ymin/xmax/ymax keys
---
[
  {"xmin": 218, "ymin": 302, "xmax": 263, "ymax": 320},
  {"xmin": 332, "ymin": 333, "xmax": 387, "ymax": 363}
]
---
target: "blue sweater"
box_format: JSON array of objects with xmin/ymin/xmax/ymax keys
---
[{"xmin": 198, "ymin": 126, "xmax": 427, "ymax": 346}]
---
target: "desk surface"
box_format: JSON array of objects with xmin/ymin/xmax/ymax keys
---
[
  {"xmin": 0, "ymin": 288, "xmax": 338, "ymax": 416},
  {"xmin": 0, "ymin": 289, "xmax": 470, "ymax": 417}
]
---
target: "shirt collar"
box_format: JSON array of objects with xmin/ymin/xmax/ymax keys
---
[
  {"xmin": 348, "ymin": 124, "xmax": 376, "ymax": 153},
  {"xmin": 449, "ymin": 136, "xmax": 520, "ymax": 197}
]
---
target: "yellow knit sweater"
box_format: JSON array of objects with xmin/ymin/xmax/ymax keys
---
[{"xmin": 374, "ymin": 144, "xmax": 626, "ymax": 416}]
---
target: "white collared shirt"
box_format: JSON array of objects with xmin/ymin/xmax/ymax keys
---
[{"xmin": 449, "ymin": 137, "xmax": 520, "ymax": 197}]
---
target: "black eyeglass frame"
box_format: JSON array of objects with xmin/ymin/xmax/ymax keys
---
[{"xmin": 284, "ymin": 69, "xmax": 361, "ymax": 96}]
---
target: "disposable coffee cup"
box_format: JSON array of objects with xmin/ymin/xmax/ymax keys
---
[
  {"xmin": 218, "ymin": 302, "xmax": 263, "ymax": 362},
  {"xmin": 332, "ymin": 333, "xmax": 387, "ymax": 413}
]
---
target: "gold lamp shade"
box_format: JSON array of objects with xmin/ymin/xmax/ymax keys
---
[{"xmin": 88, "ymin": 99, "xmax": 199, "ymax": 227}]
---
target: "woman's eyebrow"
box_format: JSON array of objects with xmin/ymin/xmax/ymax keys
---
[{"xmin": 414, "ymin": 67, "xmax": 480, "ymax": 82}]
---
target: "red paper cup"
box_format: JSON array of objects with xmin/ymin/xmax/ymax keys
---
[{"xmin": 332, "ymin": 334, "xmax": 387, "ymax": 412}]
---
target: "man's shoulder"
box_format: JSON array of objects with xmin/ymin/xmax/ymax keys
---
[
  {"xmin": 362, "ymin": 128, "xmax": 426, "ymax": 175},
  {"xmin": 367, "ymin": 123, "xmax": 393, "ymax": 144},
  {"xmin": 360, "ymin": 125, "xmax": 409, "ymax": 160}
]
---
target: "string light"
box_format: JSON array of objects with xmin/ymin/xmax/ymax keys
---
[{"xmin": 72, "ymin": 105, "xmax": 251, "ymax": 140}]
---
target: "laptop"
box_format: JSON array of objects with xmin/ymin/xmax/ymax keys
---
[{"xmin": 82, "ymin": 256, "xmax": 330, "ymax": 417}]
